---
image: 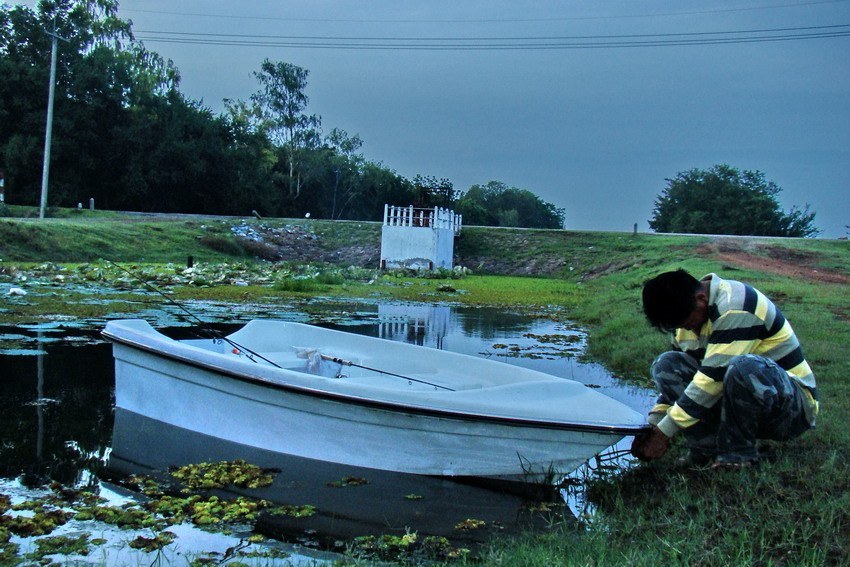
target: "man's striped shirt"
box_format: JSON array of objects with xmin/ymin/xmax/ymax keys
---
[{"xmin": 655, "ymin": 273, "xmax": 819, "ymax": 438}]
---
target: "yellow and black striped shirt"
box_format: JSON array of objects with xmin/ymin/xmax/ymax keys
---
[{"xmin": 655, "ymin": 273, "xmax": 819, "ymax": 438}]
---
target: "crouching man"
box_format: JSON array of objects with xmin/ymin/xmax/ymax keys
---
[{"xmin": 631, "ymin": 269, "xmax": 819, "ymax": 469}]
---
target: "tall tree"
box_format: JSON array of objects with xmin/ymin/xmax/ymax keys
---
[
  {"xmin": 323, "ymin": 128, "xmax": 364, "ymax": 219},
  {"xmin": 248, "ymin": 59, "xmax": 321, "ymax": 199},
  {"xmin": 649, "ymin": 164, "xmax": 819, "ymax": 237}
]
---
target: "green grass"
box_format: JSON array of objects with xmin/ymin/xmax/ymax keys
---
[
  {"xmin": 1, "ymin": 209, "xmax": 849, "ymax": 565},
  {"xmin": 0, "ymin": 217, "xmax": 245, "ymax": 263}
]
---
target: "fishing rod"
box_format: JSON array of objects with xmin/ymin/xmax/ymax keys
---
[
  {"xmin": 106, "ymin": 261, "xmax": 454, "ymax": 391},
  {"xmin": 318, "ymin": 353, "xmax": 455, "ymax": 391},
  {"xmin": 106, "ymin": 260, "xmax": 281, "ymax": 368}
]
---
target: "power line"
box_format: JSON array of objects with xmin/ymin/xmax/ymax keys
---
[
  {"xmin": 133, "ymin": 24, "xmax": 850, "ymax": 51},
  {"xmin": 135, "ymin": 23, "xmax": 850, "ymax": 42},
  {"xmin": 122, "ymin": 0, "xmax": 850, "ymax": 24}
]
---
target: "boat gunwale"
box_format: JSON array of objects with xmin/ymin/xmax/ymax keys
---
[{"xmin": 102, "ymin": 327, "xmax": 649, "ymax": 436}]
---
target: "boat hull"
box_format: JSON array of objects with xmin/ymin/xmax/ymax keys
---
[{"xmin": 113, "ymin": 343, "xmax": 629, "ymax": 482}]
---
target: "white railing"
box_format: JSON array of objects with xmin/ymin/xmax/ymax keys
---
[{"xmin": 383, "ymin": 205, "xmax": 462, "ymax": 235}]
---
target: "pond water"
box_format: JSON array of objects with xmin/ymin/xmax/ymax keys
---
[{"xmin": 0, "ymin": 301, "xmax": 654, "ymax": 564}]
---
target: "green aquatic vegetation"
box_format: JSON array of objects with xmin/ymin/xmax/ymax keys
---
[
  {"xmin": 142, "ymin": 495, "xmax": 198, "ymax": 524},
  {"xmin": 27, "ymin": 533, "xmax": 92, "ymax": 560},
  {"xmin": 351, "ymin": 532, "xmax": 470, "ymax": 563},
  {"xmin": 351, "ymin": 532, "xmax": 418, "ymax": 561},
  {"xmin": 146, "ymin": 495, "xmax": 272, "ymax": 526},
  {"xmin": 46, "ymin": 482, "xmax": 107, "ymax": 508},
  {"xmin": 266, "ymin": 504, "xmax": 316, "ymax": 518},
  {"xmin": 454, "ymin": 518, "xmax": 487, "ymax": 531},
  {"xmin": 128, "ymin": 530, "xmax": 176, "ymax": 552},
  {"xmin": 74, "ymin": 504, "xmax": 165, "ymax": 530},
  {"xmin": 170, "ymin": 459, "xmax": 277, "ymax": 491},
  {"xmin": 2, "ymin": 507, "xmax": 73, "ymax": 536},
  {"xmin": 326, "ymin": 476, "xmax": 367, "ymax": 488},
  {"xmin": 0, "ymin": 494, "xmax": 9, "ymax": 514},
  {"xmin": 488, "ymin": 334, "xmax": 582, "ymax": 360},
  {"xmin": 124, "ymin": 474, "xmax": 166, "ymax": 497},
  {"xmin": 0, "ymin": 540, "xmax": 18, "ymax": 566},
  {"xmin": 523, "ymin": 332, "xmax": 582, "ymax": 345},
  {"xmin": 194, "ymin": 496, "xmax": 270, "ymax": 524}
]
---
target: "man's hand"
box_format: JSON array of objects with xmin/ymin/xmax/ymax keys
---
[{"xmin": 630, "ymin": 426, "xmax": 670, "ymax": 461}]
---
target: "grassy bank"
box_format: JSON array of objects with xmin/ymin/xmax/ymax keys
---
[{"xmin": 2, "ymin": 210, "xmax": 849, "ymax": 564}]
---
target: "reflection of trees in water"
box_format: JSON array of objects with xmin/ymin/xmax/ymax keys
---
[{"xmin": 0, "ymin": 343, "xmax": 114, "ymax": 488}]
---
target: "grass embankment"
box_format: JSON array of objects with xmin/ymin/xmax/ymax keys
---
[{"xmin": 2, "ymin": 210, "xmax": 849, "ymax": 564}]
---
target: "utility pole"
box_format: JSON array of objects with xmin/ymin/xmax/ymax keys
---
[{"xmin": 39, "ymin": 22, "xmax": 69, "ymax": 220}]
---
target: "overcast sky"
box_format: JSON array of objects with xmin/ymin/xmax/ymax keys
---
[{"xmin": 17, "ymin": 1, "xmax": 850, "ymax": 237}]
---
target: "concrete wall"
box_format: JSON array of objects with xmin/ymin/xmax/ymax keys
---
[
  {"xmin": 380, "ymin": 225, "xmax": 455, "ymax": 270},
  {"xmin": 380, "ymin": 205, "xmax": 462, "ymax": 270}
]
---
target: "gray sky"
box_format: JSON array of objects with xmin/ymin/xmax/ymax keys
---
[{"xmin": 18, "ymin": 1, "xmax": 850, "ymax": 237}]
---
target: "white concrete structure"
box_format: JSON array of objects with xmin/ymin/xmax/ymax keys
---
[{"xmin": 380, "ymin": 205, "xmax": 462, "ymax": 270}]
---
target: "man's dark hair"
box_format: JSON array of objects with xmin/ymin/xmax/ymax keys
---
[{"xmin": 642, "ymin": 269, "xmax": 702, "ymax": 332}]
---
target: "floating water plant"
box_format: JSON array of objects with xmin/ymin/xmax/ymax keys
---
[
  {"xmin": 351, "ymin": 532, "xmax": 470, "ymax": 563},
  {"xmin": 27, "ymin": 533, "xmax": 92, "ymax": 561},
  {"xmin": 352, "ymin": 532, "xmax": 417, "ymax": 560},
  {"xmin": 124, "ymin": 474, "xmax": 166, "ymax": 497},
  {"xmin": 4, "ymin": 502, "xmax": 74, "ymax": 537},
  {"xmin": 454, "ymin": 518, "xmax": 487, "ymax": 530},
  {"xmin": 128, "ymin": 530, "xmax": 176, "ymax": 552},
  {"xmin": 74, "ymin": 504, "xmax": 165, "ymax": 530},
  {"xmin": 46, "ymin": 482, "xmax": 107, "ymax": 508},
  {"xmin": 169, "ymin": 459, "xmax": 277, "ymax": 491},
  {"xmin": 326, "ymin": 476, "xmax": 368, "ymax": 488},
  {"xmin": 419, "ymin": 535, "xmax": 471, "ymax": 561},
  {"xmin": 145, "ymin": 495, "xmax": 272, "ymax": 526},
  {"xmin": 266, "ymin": 504, "xmax": 316, "ymax": 518}
]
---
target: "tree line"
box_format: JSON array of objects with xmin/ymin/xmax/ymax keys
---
[
  {"xmin": 2, "ymin": 2, "xmax": 818, "ymax": 236},
  {"xmin": 0, "ymin": 0, "xmax": 565, "ymax": 229}
]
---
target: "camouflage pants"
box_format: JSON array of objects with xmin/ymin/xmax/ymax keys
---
[{"xmin": 651, "ymin": 352, "xmax": 812, "ymax": 463}]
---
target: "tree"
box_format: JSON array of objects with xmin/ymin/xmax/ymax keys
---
[
  {"xmin": 248, "ymin": 59, "xmax": 321, "ymax": 199},
  {"xmin": 0, "ymin": 0, "xmax": 219, "ymax": 212},
  {"xmin": 455, "ymin": 181, "xmax": 565, "ymax": 229},
  {"xmin": 412, "ymin": 175, "xmax": 455, "ymax": 209},
  {"xmin": 649, "ymin": 164, "xmax": 819, "ymax": 237}
]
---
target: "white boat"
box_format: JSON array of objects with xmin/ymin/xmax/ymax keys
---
[{"xmin": 103, "ymin": 318, "xmax": 648, "ymax": 484}]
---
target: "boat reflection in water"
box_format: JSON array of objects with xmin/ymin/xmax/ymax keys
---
[{"xmin": 108, "ymin": 409, "xmax": 567, "ymax": 549}]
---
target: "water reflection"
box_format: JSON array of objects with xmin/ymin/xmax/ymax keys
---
[
  {"xmin": 0, "ymin": 302, "xmax": 654, "ymax": 552},
  {"xmin": 0, "ymin": 339, "xmax": 113, "ymax": 487},
  {"xmin": 110, "ymin": 409, "xmax": 563, "ymax": 547}
]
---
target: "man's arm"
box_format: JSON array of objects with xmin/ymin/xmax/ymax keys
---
[
  {"xmin": 630, "ymin": 426, "xmax": 670, "ymax": 460},
  {"xmin": 655, "ymin": 309, "xmax": 762, "ymax": 437}
]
